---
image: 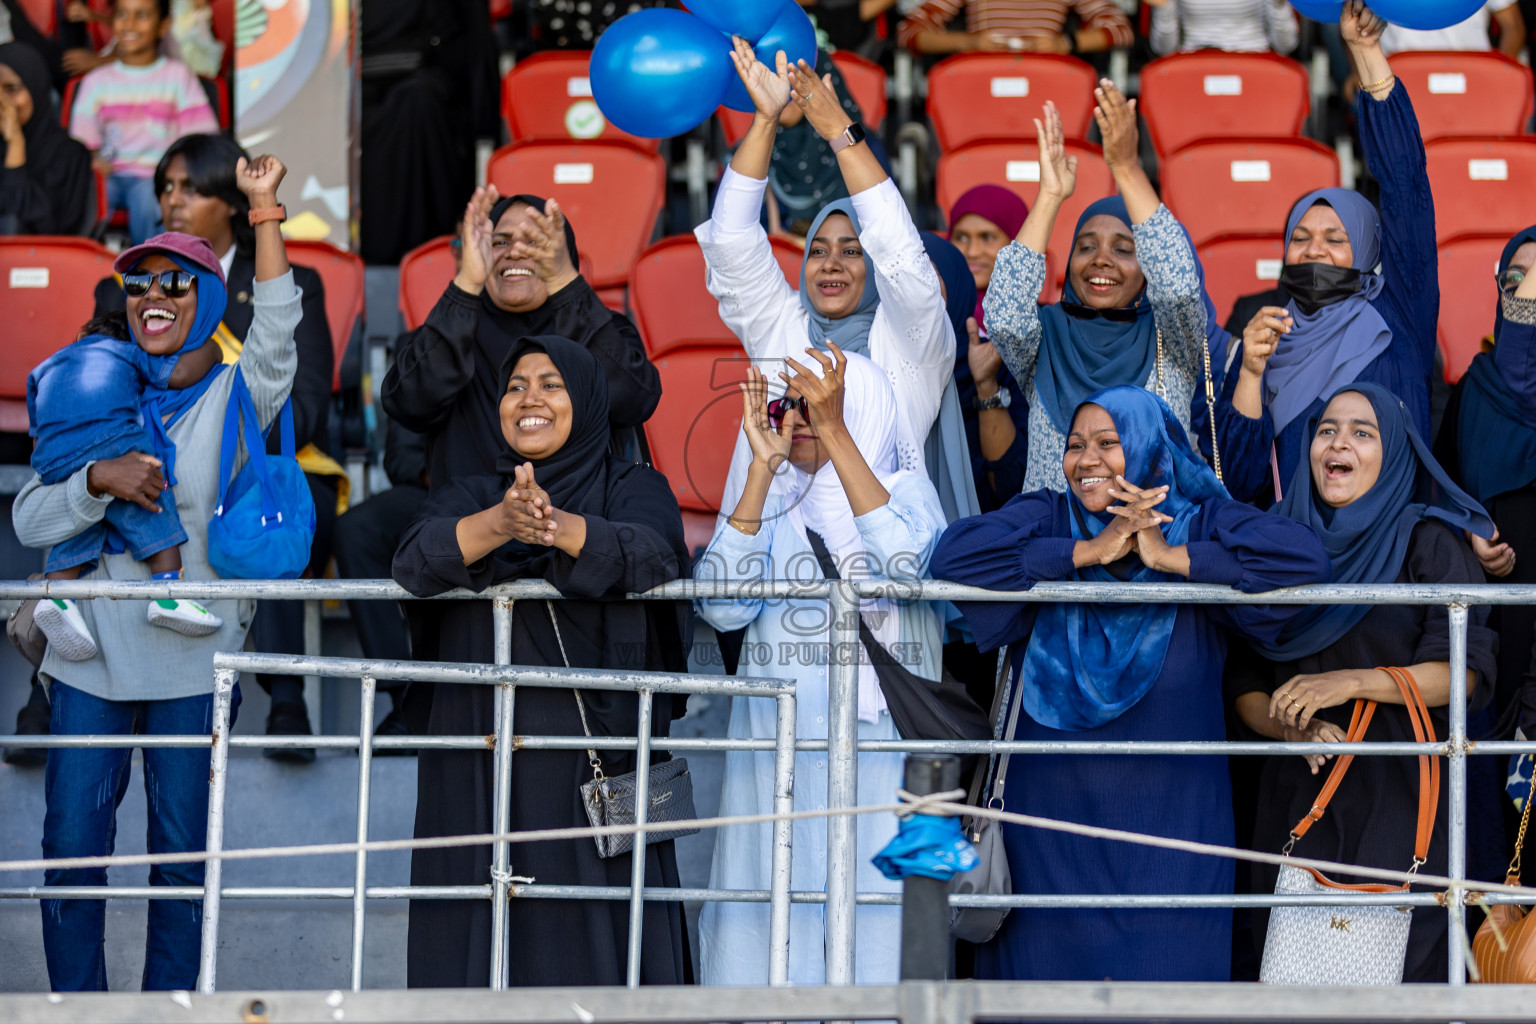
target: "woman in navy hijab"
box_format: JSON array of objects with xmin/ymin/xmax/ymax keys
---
[
  {"xmin": 1232, "ymin": 383, "xmax": 1497, "ymax": 982},
  {"xmin": 933, "ymin": 385, "xmax": 1327, "ymax": 984}
]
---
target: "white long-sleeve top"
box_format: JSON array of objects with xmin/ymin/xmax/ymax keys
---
[
  {"xmin": 1149, "ymin": 0, "xmax": 1299, "ymax": 55},
  {"xmin": 695, "ymin": 168, "xmax": 955, "ymax": 527}
]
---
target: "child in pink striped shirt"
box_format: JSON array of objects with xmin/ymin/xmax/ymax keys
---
[{"xmin": 67, "ymin": 0, "xmax": 218, "ymax": 242}]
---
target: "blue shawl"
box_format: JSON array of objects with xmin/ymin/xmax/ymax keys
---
[
  {"xmin": 1257, "ymin": 382, "xmax": 1492, "ymax": 660},
  {"xmin": 1263, "ymin": 189, "xmax": 1393, "ymax": 437},
  {"xmin": 1019, "ymin": 385, "xmax": 1229, "ymax": 730},
  {"xmin": 1456, "ymin": 226, "xmax": 1536, "ymax": 504},
  {"xmin": 1034, "ymin": 197, "xmax": 1160, "ymax": 433}
]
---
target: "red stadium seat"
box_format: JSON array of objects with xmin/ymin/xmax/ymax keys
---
[
  {"xmin": 1161, "ymin": 137, "xmax": 1339, "ymax": 246},
  {"xmin": 501, "ymin": 51, "xmax": 661, "ymax": 151},
  {"xmin": 0, "ymin": 237, "xmax": 116, "ymax": 432},
  {"xmin": 1425, "ymin": 137, "xmax": 1536, "ymax": 243},
  {"xmin": 1389, "ymin": 51, "xmax": 1534, "ymax": 143},
  {"xmin": 936, "ymin": 138, "xmax": 1108, "ymax": 296},
  {"xmin": 210, "ymin": 0, "xmax": 235, "ymax": 75},
  {"xmin": 926, "ymin": 54, "xmax": 1098, "ymax": 152},
  {"xmin": 485, "ymin": 140, "xmax": 666, "ymax": 290},
  {"xmin": 16, "ymin": 0, "xmax": 55, "ymax": 36},
  {"xmin": 1139, "ymin": 52, "xmax": 1310, "ymax": 160},
  {"xmin": 1436, "ymin": 232, "xmax": 1506, "ymax": 383},
  {"xmin": 1196, "ymin": 234, "xmax": 1284, "ymax": 328},
  {"xmin": 286, "ymin": 240, "xmax": 366, "ymax": 392},
  {"xmin": 644, "ymin": 346, "xmax": 752, "ymax": 553},
  {"xmin": 398, "ymin": 235, "xmax": 456, "ymax": 332},
  {"xmin": 629, "ymin": 234, "xmax": 804, "ymax": 358},
  {"xmin": 718, "ymin": 53, "xmax": 889, "ymax": 147}
]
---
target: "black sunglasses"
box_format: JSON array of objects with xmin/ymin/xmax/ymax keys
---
[
  {"xmin": 123, "ymin": 270, "xmax": 196, "ymax": 298},
  {"xmin": 766, "ymin": 396, "xmax": 809, "ymax": 429},
  {"xmin": 1061, "ymin": 300, "xmax": 1139, "ymax": 323}
]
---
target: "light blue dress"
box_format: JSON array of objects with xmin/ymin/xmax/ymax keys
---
[{"xmin": 694, "ymin": 478, "xmax": 945, "ymax": 986}]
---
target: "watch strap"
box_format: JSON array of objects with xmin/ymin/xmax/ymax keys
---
[
  {"xmin": 828, "ymin": 123, "xmax": 865, "ymax": 154},
  {"xmin": 248, "ymin": 204, "xmax": 287, "ymax": 226}
]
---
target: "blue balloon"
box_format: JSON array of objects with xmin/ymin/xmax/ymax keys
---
[
  {"xmin": 590, "ymin": 9, "xmax": 737, "ymax": 138},
  {"xmin": 719, "ymin": 2, "xmax": 820, "ymax": 114},
  {"xmin": 1288, "ymin": 0, "xmax": 1343, "ymax": 21},
  {"xmin": 1371, "ymin": 0, "xmax": 1484, "ymax": 30},
  {"xmin": 689, "ymin": 0, "xmax": 788, "ymax": 46}
]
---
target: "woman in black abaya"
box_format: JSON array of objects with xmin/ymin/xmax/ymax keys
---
[{"xmin": 393, "ymin": 334, "xmax": 691, "ymax": 989}]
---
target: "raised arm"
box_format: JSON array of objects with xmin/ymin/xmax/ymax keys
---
[{"xmin": 233, "ymin": 156, "xmax": 301, "ymax": 426}]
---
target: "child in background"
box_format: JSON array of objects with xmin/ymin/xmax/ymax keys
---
[
  {"xmin": 27, "ymin": 232, "xmax": 229, "ymax": 661},
  {"xmin": 66, "ymin": 0, "xmax": 224, "ymax": 78},
  {"xmin": 67, "ymin": 0, "xmax": 218, "ymax": 243}
]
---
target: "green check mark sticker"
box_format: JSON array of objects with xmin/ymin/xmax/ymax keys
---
[{"xmin": 565, "ymin": 100, "xmax": 606, "ymax": 140}]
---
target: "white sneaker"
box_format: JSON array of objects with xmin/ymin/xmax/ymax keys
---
[
  {"xmin": 147, "ymin": 599, "xmax": 222, "ymax": 637},
  {"xmin": 34, "ymin": 599, "xmax": 99, "ymax": 661}
]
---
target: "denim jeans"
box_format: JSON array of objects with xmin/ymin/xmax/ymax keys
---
[
  {"xmin": 106, "ymin": 174, "xmax": 163, "ymax": 245},
  {"xmin": 41, "ymin": 679, "xmax": 240, "ymax": 991}
]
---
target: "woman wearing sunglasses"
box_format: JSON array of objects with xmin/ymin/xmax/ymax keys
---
[
  {"xmin": 694, "ymin": 343, "xmax": 947, "ymax": 987},
  {"xmin": 12, "ymin": 156, "xmax": 301, "ymax": 992},
  {"xmin": 985, "ymin": 82, "xmax": 1260, "ymax": 495}
]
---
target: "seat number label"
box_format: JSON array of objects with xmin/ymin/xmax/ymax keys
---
[
  {"xmin": 1005, "ymin": 161, "xmax": 1041, "ymax": 182},
  {"xmin": 554, "ymin": 162, "xmax": 596, "ymax": 184},
  {"xmin": 9, "ymin": 268, "xmax": 47, "ymax": 288},
  {"xmin": 990, "ymin": 77, "xmax": 1029, "ymax": 97},
  {"xmin": 1230, "ymin": 160, "xmax": 1271, "ymax": 182},
  {"xmin": 1203, "ymin": 75, "xmax": 1242, "ymax": 95}
]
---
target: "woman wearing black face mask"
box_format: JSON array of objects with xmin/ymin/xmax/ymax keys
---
[{"xmin": 1227, "ymin": 0, "xmax": 1437, "ymax": 499}]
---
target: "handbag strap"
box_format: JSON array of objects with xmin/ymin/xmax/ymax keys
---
[
  {"xmin": 1203, "ymin": 339, "xmax": 1222, "ymax": 483},
  {"xmin": 1506, "ymin": 761, "xmax": 1536, "ymax": 883},
  {"xmin": 549, "ymin": 599, "xmax": 607, "ymax": 783},
  {"xmin": 1284, "ymin": 667, "xmax": 1438, "ymax": 872},
  {"xmin": 989, "ymin": 658, "xmax": 1025, "ymax": 809},
  {"xmin": 1154, "ymin": 328, "xmax": 1167, "ymax": 402},
  {"xmin": 214, "ymin": 367, "xmax": 298, "ymax": 525}
]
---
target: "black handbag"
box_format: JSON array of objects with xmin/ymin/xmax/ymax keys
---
[{"xmin": 804, "ymin": 531, "xmax": 991, "ymax": 743}]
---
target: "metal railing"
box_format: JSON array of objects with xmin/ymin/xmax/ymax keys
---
[{"xmin": 2, "ymin": 577, "xmax": 1536, "ymax": 1001}]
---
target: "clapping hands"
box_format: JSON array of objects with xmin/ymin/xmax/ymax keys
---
[{"xmin": 500, "ymin": 463, "xmax": 559, "ymax": 547}]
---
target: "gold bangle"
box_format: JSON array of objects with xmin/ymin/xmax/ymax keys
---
[{"xmin": 1362, "ymin": 74, "xmax": 1395, "ymax": 93}]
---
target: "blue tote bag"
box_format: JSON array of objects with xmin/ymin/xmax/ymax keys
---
[{"xmin": 207, "ymin": 367, "xmax": 316, "ymax": 579}]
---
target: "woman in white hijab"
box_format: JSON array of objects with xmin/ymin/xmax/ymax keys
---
[{"xmin": 694, "ymin": 343, "xmax": 946, "ymax": 986}]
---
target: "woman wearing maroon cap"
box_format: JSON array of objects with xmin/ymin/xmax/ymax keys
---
[{"xmin": 12, "ymin": 155, "xmax": 301, "ymax": 993}]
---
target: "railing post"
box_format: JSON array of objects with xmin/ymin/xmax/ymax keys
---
[
  {"xmin": 625, "ymin": 689, "xmax": 655, "ymax": 988},
  {"xmin": 350, "ymin": 676, "xmax": 377, "ymax": 992},
  {"xmin": 196, "ymin": 667, "xmax": 237, "ymax": 994},
  {"xmin": 489, "ymin": 598, "xmax": 516, "ymax": 990},
  {"xmin": 825, "ymin": 582, "xmax": 860, "ymax": 987},
  {"xmin": 901, "ymin": 755, "xmax": 960, "ymax": 982},
  {"xmin": 1447, "ymin": 602, "xmax": 1469, "ymax": 985},
  {"xmin": 768, "ymin": 691, "xmax": 798, "ymax": 986}
]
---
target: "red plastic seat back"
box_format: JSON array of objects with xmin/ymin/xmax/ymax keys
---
[
  {"xmin": 287, "ymin": 240, "xmax": 365, "ymax": 392},
  {"xmin": 1196, "ymin": 234, "xmax": 1285, "ymax": 329},
  {"xmin": 926, "ymin": 54, "xmax": 1098, "ymax": 152},
  {"xmin": 17, "ymin": 0, "xmax": 55, "ymax": 36},
  {"xmin": 1390, "ymin": 51, "xmax": 1534, "ymax": 142},
  {"xmin": 1426, "ymin": 137, "xmax": 1536, "ymax": 243},
  {"xmin": 501, "ymin": 52, "xmax": 660, "ymax": 151},
  {"xmin": 1139, "ymin": 52, "xmax": 1309, "ymax": 159},
  {"xmin": 936, "ymin": 138, "xmax": 1109, "ymax": 296},
  {"xmin": 0, "ymin": 237, "xmax": 115, "ymax": 409},
  {"xmin": 1435, "ymin": 232, "xmax": 1505, "ymax": 383},
  {"xmin": 209, "ymin": 0, "xmax": 235, "ymax": 75},
  {"xmin": 398, "ymin": 235, "xmax": 457, "ymax": 332},
  {"xmin": 645, "ymin": 346, "xmax": 751, "ymax": 518},
  {"xmin": 629, "ymin": 235, "xmax": 803, "ymax": 358},
  {"xmin": 485, "ymin": 141, "xmax": 666, "ymax": 289},
  {"xmin": 832, "ymin": 51, "xmax": 888, "ymax": 131},
  {"xmin": 1161, "ymin": 137, "xmax": 1340, "ymax": 247}
]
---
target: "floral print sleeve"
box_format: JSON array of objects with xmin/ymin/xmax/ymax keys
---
[
  {"xmin": 981, "ymin": 242, "xmax": 1047, "ymax": 395},
  {"xmin": 1134, "ymin": 204, "xmax": 1205, "ymax": 385}
]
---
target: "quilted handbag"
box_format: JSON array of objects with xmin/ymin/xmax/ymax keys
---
[
  {"xmin": 1472, "ymin": 765, "xmax": 1536, "ymax": 982},
  {"xmin": 207, "ymin": 368, "xmax": 316, "ymax": 580},
  {"xmin": 1259, "ymin": 666, "xmax": 1439, "ymax": 986},
  {"xmin": 950, "ymin": 650, "xmax": 1018, "ymax": 944},
  {"xmin": 540, "ymin": 600, "xmax": 701, "ymax": 859}
]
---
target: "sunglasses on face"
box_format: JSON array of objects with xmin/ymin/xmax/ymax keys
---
[
  {"xmin": 1499, "ymin": 268, "xmax": 1527, "ymax": 295},
  {"xmin": 123, "ymin": 270, "xmax": 196, "ymax": 298},
  {"xmin": 766, "ymin": 396, "xmax": 810, "ymax": 429},
  {"xmin": 1061, "ymin": 300, "xmax": 1139, "ymax": 323}
]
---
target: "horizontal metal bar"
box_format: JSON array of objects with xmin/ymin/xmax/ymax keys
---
[
  {"xmin": 6, "ymin": 884, "xmax": 1531, "ymax": 908},
  {"xmin": 5, "ymin": 979, "xmax": 1536, "ymax": 1023},
  {"xmin": 6, "ymin": 577, "xmax": 1536, "ymax": 606},
  {"xmin": 214, "ymin": 652, "xmax": 795, "ymax": 697}
]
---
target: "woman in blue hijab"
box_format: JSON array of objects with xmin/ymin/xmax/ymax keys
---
[
  {"xmin": 1225, "ymin": 2, "xmax": 1439, "ymax": 496},
  {"xmin": 1232, "ymin": 382, "xmax": 1497, "ymax": 982},
  {"xmin": 933, "ymin": 385, "xmax": 1328, "ymax": 985}
]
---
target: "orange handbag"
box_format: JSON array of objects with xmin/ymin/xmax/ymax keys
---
[{"xmin": 1472, "ymin": 763, "xmax": 1536, "ymax": 983}]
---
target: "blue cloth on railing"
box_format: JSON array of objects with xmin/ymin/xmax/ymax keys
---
[
  {"xmin": 1509, "ymin": 752, "xmax": 1534, "ymax": 811},
  {"xmin": 873, "ymin": 813, "xmax": 979, "ymax": 882}
]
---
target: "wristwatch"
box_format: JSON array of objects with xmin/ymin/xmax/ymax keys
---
[
  {"xmin": 248, "ymin": 204, "xmax": 287, "ymax": 226},
  {"xmin": 828, "ymin": 122, "xmax": 866, "ymax": 154},
  {"xmin": 974, "ymin": 388, "xmax": 1012, "ymax": 411}
]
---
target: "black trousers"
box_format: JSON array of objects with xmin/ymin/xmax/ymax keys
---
[{"xmin": 252, "ymin": 474, "xmax": 339, "ymax": 706}]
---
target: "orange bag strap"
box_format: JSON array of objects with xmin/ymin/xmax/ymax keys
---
[
  {"xmin": 1284, "ymin": 697, "xmax": 1376, "ymax": 852},
  {"xmin": 1382, "ymin": 666, "xmax": 1439, "ymax": 870}
]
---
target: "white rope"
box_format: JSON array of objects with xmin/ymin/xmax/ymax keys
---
[{"xmin": 1, "ymin": 788, "xmax": 1531, "ymax": 903}]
